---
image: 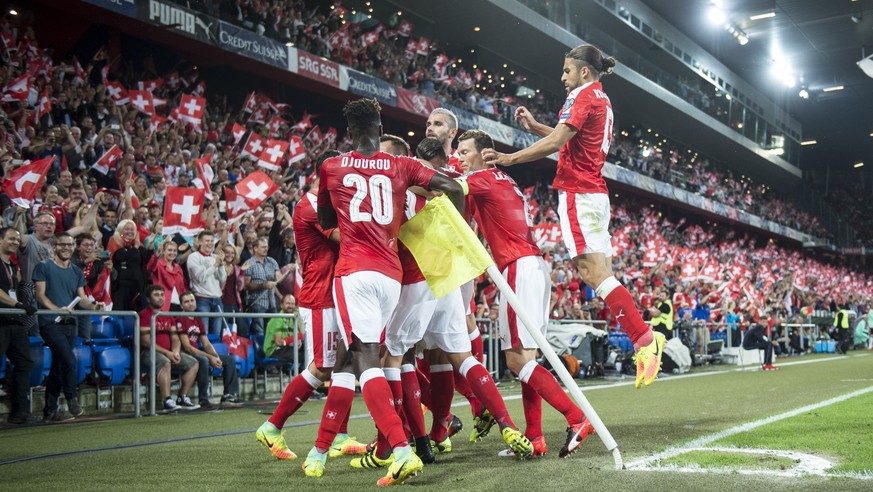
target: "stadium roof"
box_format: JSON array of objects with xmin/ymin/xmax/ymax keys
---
[{"xmin": 642, "ymin": 0, "xmax": 873, "ymax": 175}]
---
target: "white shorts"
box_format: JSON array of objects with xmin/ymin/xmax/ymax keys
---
[
  {"xmin": 499, "ymin": 255, "xmax": 550, "ymax": 350},
  {"xmin": 384, "ymin": 281, "xmax": 439, "ymax": 357},
  {"xmin": 333, "ymin": 271, "xmax": 401, "ymax": 345},
  {"xmin": 301, "ymin": 307, "xmax": 339, "ymax": 368},
  {"xmin": 460, "ymin": 280, "xmax": 475, "ymax": 315},
  {"xmin": 384, "ymin": 281, "xmax": 471, "ymax": 355},
  {"xmin": 557, "ymin": 191, "xmax": 613, "ymax": 258},
  {"xmin": 423, "ymin": 287, "xmax": 471, "ymax": 353}
]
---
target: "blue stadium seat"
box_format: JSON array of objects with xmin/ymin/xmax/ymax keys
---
[
  {"xmin": 73, "ymin": 344, "xmax": 93, "ymax": 385},
  {"xmin": 207, "ymin": 333, "xmax": 221, "ymax": 343},
  {"xmin": 91, "ymin": 317, "xmax": 117, "ymax": 339},
  {"xmin": 0, "ymin": 355, "xmax": 5, "ymax": 380},
  {"xmin": 212, "ymin": 342, "xmax": 228, "ymax": 376},
  {"xmin": 96, "ymin": 346, "xmax": 131, "ymax": 386}
]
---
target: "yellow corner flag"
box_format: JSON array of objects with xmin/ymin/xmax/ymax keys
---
[{"xmin": 399, "ymin": 195, "xmax": 494, "ymax": 298}]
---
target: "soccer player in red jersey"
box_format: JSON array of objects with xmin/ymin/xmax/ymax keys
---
[
  {"xmin": 301, "ymin": 98, "xmax": 463, "ymax": 486},
  {"xmin": 255, "ymin": 150, "xmax": 366, "ymax": 461},
  {"xmin": 482, "ymin": 45, "xmax": 665, "ymax": 389},
  {"xmin": 424, "ymin": 113, "xmax": 489, "ymax": 414},
  {"xmin": 458, "ymin": 130, "xmax": 595, "ymax": 458}
]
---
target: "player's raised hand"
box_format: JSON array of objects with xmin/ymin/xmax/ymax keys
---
[
  {"xmin": 481, "ymin": 148, "xmax": 511, "ymax": 167},
  {"xmin": 514, "ymin": 106, "xmax": 537, "ymax": 131}
]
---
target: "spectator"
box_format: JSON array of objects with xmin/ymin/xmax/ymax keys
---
[
  {"xmin": 33, "ymin": 232, "xmax": 105, "ymax": 421},
  {"xmin": 742, "ymin": 316, "xmax": 778, "ymax": 371},
  {"xmin": 138, "ymin": 284, "xmax": 200, "ymax": 411},
  {"xmin": 243, "ymin": 237, "xmax": 287, "ymax": 337},
  {"xmin": 264, "ymin": 294, "xmax": 302, "ymax": 362},
  {"xmin": 108, "ymin": 219, "xmax": 147, "ymax": 311},
  {"xmin": 71, "ymin": 233, "xmax": 107, "ymax": 342},
  {"xmin": 176, "ymin": 291, "xmax": 243, "ymax": 409},
  {"xmin": 147, "ymin": 241, "xmax": 189, "ymax": 312},
  {"xmin": 219, "ymin": 242, "xmax": 247, "ymax": 333},
  {"xmin": 648, "ymin": 288, "xmax": 673, "ymax": 338},
  {"xmin": 187, "ymin": 230, "xmax": 227, "ymax": 336},
  {"xmin": 0, "ymin": 227, "xmax": 36, "ymax": 424}
]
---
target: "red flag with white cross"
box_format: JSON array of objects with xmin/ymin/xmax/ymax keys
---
[
  {"xmin": 178, "ymin": 94, "xmax": 205, "ymax": 125},
  {"xmin": 1, "ymin": 156, "xmax": 53, "ymax": 207},
  {"xmin": 105, "ymin": 80, "xmax": 129, "ymax": 105},
  {"xmin": 257, "ymin": 139, "xmax": 289, "ymax": 171},
  {"xmin": 287, "ymin": 135, "xmax": 306, "ymax": 164},
  {"xmin": 163, "ymin": 186, "xmax": 206, "ymax": 236},
  {"xmin": 92, "ymin": 145, "xmax": 123, "ymax": 175},
  {"xmin": 239, "ymin": 132, "xmax": 267, "ymax": 159},
  {"xmin": 128, "ymin": 90, "xmax": 156, "ymax": 116},
  {"xmin": 224, "ymin": 186, "xmax": 250, "ymax": 224},
  {"xmin": 234, "ymin": 171, "xmax": 278, "ymax": 209}
]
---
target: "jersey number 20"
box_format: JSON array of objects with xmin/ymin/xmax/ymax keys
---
[{"xmin": 343, "ymin": 174, "xmax": 393, "ymax": 224}]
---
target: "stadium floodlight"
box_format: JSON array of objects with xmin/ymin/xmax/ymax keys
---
[
  {"xmin": 9, "ymin": 9, "xmax": 17, "ymax": 15},
  {"xmin": 854, "ymin": 162, "xmax": 864, "ymax": 168},
  {"xmin": 822, "ymin": 85, "xmax": 844, "ymax": 92},
  {"xmin": 750, "ymin": 11, "xmax": 776, "ymax": 20},
  {"xmin": 801, "ymin": 140, "xmax": 817, "ymax": 146},
  {"xmin": 708, "ymin": 6, "xmax": 727, "ymax": 25},
  {"xmin": 858, "ymin": 54, "xmax": 873, "ymax": 79},
  {"xmin": 798, "ymin": 88, "xmax": 809, "ymax": 99}
]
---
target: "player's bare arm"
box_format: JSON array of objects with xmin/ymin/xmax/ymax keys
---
[
  {"xmin": 317, "ymin": 200, "xmax": 338, "ymax": 230},
  {"xmin": 514, "ymin": 106, "xmax": 553, "ymax": 138},
  {"xmin": 481, "ymin": 123, "xmax": 577, "ymax": 167},
  {"xmin": 427, "ymin": 173, "xmax": 464, "ymax": 215}
]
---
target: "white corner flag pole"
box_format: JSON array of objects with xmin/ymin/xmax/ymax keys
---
[{"xmin": 485, "ymin": 264, "xmax": 624, "ymax": 469}]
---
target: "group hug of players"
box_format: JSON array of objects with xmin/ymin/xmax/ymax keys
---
[{"xmin": 255, "ymin": 45, "xmax": 666, "ymax": 486}]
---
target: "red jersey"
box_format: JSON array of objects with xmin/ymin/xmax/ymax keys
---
[
  {"xmin": 447, "ymin": 149, "xmax": 463, "ymax": 174},
  {"xmin": 293, "ymin": 192, "xmax": 339, "ymax": 309},
  {"xmin": 459, "ymin": 168, "xmax": 540, "ymax": 271},
  {"xmin": 176, "ymin": 316, "xmax": 206, "ymax": 348},
  {"xmin": 139, "ymin": 306, "xmax": 175, "ymax": 351},
  {"xmin": 317, "ymin": 150, "xmax": 437, "ymax": 281},
  {"xmin": 399, "ymin": 190, "xmax": 427, "ymax": 285},
  {"xmin": 555, "ymin": 81, "xmax": 613, "ymax": 194}
]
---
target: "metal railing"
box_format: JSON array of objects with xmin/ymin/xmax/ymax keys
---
[
  {"xmin": 0, "ymin": 308, "xmax": 140, "ymax": 414},
  {"xmin": 149, "ymin": 311, "xmax": 300, "ymax": 417}
]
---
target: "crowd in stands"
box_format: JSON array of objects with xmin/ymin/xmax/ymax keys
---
[{"xmin": 2, "ymin": 5, "xmax": 871, "ymax": 421}]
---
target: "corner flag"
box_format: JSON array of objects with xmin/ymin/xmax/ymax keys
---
[{"xmin": 398, "ymin": 195, "xmax": 492, "ymax": 298}]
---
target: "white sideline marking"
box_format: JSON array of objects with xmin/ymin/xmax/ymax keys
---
[
  {"xmin": 626, "ymin": 385, "xmax": 873, "ymax": 478},
  {"xmin": 450, "ymin": 352, "xmax": 871, "ymax": 407},
  {"xmin": 654, "ymin": 447, "xmax": 833, "ymax": 478}
]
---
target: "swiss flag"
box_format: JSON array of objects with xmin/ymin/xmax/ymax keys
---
[
  {"xmin": 1, "ymin": 157, "xmax": 53, "ymax": 207},
  {"xmin": 234, "ymin": 171, "xmax": 278, "ymax": 209},
  {"xmin": 249, "ymin": 107, "xmax": 267, "ymax": 125},
  {"xmin": 362, "ymin": 30, "xmax": 379, "ymax": 47},
  {"xmin": 404, "ymin": 39, "xmax": 417, "ymax": 59},
  {"xmin": 165, "ymin": 72, "xmax": 181, "ymax": 90},
  {"xmin": 231, "ymin": 123, "xmax": 246, "ymax": 144},
  {"xmin": 92, "ymin": 145, "xmax": 123, "ymax": 175},
  {"xmin": 398, "ymin": 20, "xmax": 413, "ymax": 36},
  {"xmin": 699, "ymin": 261, "xmax": 721, "ymax": 283},
  {"xmin": 192, "ymin": 154, "xmax": 214, "ymax": 190},
  {"xmin": 149, "ymin": 114, "xmax": 168, "ymax": 135},
  {"xmin": 240, "ymin": 132, "xmax": 267, "ymax": 159},
  {"xmin": 36, "ymin": 86, "xmax": 51, "ymax": 121},
  {"xmin": 1, "ymin": 72, "xmax": 30, "ymax": 102},
  {"xmin": 267, "ymin": 115, "xmax": 287, "ymax": 138},
  {"xmin": 105, "ymin": 80, "xmax": 129, "ymax": 105},
  {"xmin": 224, "ymin": 186, "xmax": 250, "ymax": 224},
  {"xmin": 128, "ymin": 90, "xmax": 156, "ymax": 115},
  {"xmin": 258, "ymin": 139, "xmax": 289, "ymax": 171},
  {"xmin": 324, "ymin": 127, "xmax": 338, "ymax": 146},
  {"xmin": 306, "ymin": 126, "xmax": 324, "ymax": 147},
  {"xmin": 242, "ymin": 92, "xmax": 258, "ymax": 113},
  {"xmin": 642, "ymin": 248, "xmax": 659, "ymax": 267},
  {"xmin": 178, "ymin": 94, "xmax": 205, "ymax": 125},
  {"xmin": 291, "ymin": 111, "xmax": 315, "ymax": 133},
  {"xmin": 139, "ymin": 78, "xmax": 164, "ymax": 92},
  {"xmin": 793, "ymin": 273, "xmax": 808, "ymax": 292},
  {"xmin": 287, "ymin": 135, "xmax": 306, "ymax": 164},
  {"xmin": 163, "ymin": 186, "xmax": 206, "ymax": 236},
  {"xmin": 680, "ymin": 262, "xmax": 699, "ymax": 283},
  {"xmin": 416, "ymin": 37, "xmax": 430, "ymax": 55},
  {"xmin": 90, "ymin": 267, "xmax": 113, "ymax": 311}
]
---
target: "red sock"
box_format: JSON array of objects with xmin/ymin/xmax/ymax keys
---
[
  {"xmin": 339, "ymin": 411, "xmax": 350, "ymax": 435},
  {"xmin": 460, "ymin": 357, "xmax": 515, "ymax": 429},
  {"xmin": 268, "ymin": 370, "xmax": 320, "ymax": 429},
  {"xmin": 470, "ymin": 330, "xmax": 484, "ymax": 363},
  {"xmin": 453, "ymin": 369, "xmax": 484, "ymax": 417},
  {"xmin": 401, "ymin": 365, "xmax": 427, "ymax": 438},
  {"xmin": 428, "ymin": 364, "xmax": 454, "ymax": 442},
  {"xmin": 360, "ymin": 368, "xmax": 408, "ymax": 450},
  {"xmin": 384, "ymin": 368, "xmax": 409, "ymax": 437},
  {"xmin": 524, "ymin": 363, "xmax": 583, "ymax": 426},
  {"xmin": 600, "ymin": 278, "xmax": 652, "ymax": 346},
  {"xmin": 521, "ymin": 382, "xmax": 543, "ymax": 439},
  {"xmin": 314, "ymin": 373, "xmax": 355, "ymax": 451},
  {"xmin": 416, "ymin": 364, "xmax": 432, "ymax": 408}
]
